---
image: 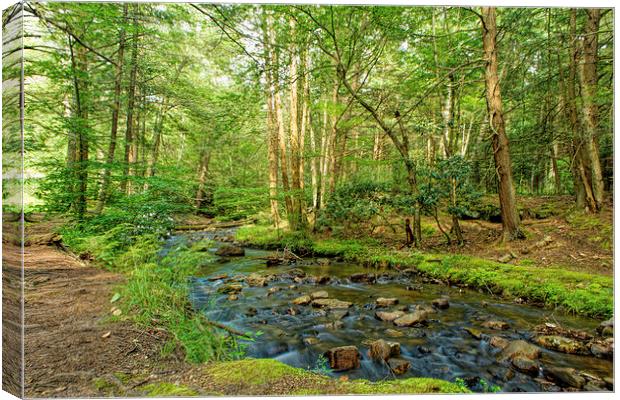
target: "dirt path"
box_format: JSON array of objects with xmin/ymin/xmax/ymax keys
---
[{"xmin": 17, "ymin": 220, "xmax": 194, "ymax": 397}]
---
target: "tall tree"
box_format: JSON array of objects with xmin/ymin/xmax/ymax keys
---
[{"xmin": 480, "ymin": 6, "xmax": 523, "ymax": 241}]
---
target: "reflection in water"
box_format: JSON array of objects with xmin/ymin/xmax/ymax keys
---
[{"xmin": 174, "ymin": 232, "xmax": 611, "ymax": 392}]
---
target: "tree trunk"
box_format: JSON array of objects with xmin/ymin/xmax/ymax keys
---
[
  {"xmin": 579, "ymin": 8, "xmax": 604, "ymax": 211},
  {"xmin": 288, "ymin": 17, "xmax": 304, "ymax": 230},
  {"xmin": 195, "ymin": 149, "xmax": 211, "ymax": 210},
  {"xmin": 481, "ymin": 6, "xmax": 523, "ymax": 241},
  {"xmin": 96, "ymin": 4, "xmax": 127, "ymax": 213},
  {"xmin": 121, "ymin": 4, "xmax": 139, "ymax": 195}
]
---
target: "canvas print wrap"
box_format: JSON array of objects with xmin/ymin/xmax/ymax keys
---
[{"xmin": 1, "ymin": 1, "xmax": 615, "ymax": 397}]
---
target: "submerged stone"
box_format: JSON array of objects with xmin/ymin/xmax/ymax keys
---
[
  {"xmin": 431, "ymin": 298, "xmax": 450, "ymax": 309},
  {"xmin": 482, "ymin": 320, "xmax": 509, "ymax": 330},
  {"xmin": 387, "ymin": 358, "xmax": 411, "ymax": 375},
  {"xmin": 393, "ymin": 311, "xmax": 428, "ymax": 327},
  {"xmin": 543, "ymin": 366, "xmax": 586, "ymax": 389},
  {"xmin": 312, "ymin": 298, "xmax": 352, "ymax": 309}
]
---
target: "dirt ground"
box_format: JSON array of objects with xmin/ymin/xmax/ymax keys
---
[
  {"xmin": 1, "ymin": 218, "xmax": 196, "ymax": 397},
  {"xmin": 340, "ymin": 195, "xmax": 613, "ymax": 276}
]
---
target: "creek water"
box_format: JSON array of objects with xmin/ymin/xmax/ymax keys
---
[{"xmin": 169, "ymin": 231, "xmax": 612, "ymax": 393}]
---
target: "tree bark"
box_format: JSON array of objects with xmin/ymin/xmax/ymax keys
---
[
  {"xmin": 121, "ymin": 4, "xmax": 139, "ymax": 195},
  {"xmin": 481, "ymin": 6, "xmax": 523, "ymax": 241},
  {"xmin": 262, "ymin": 11, "xmax": 281, "ymax": 228},
  {"xmin": 288, "ymin": 17, "xmax": 304, "ymax": 230},
  {"xmin": 579, "ymin": 8, "xmax": 605, "ymax": 210},
  {"xmin": 96, "ymin": 4, "xmax": 127, "ymax": 213}
]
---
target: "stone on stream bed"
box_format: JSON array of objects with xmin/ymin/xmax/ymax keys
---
[
  {"xmin": 489, "ymin": 336, "xmax": 510, "ymax": 350},
  {"xmin": 368, "ymin": 339, "xmax": 401, "ymax": 361},
  {"xmin": 227, "ymin": 294, "xmax": 239, "ymax": 301},
  {"xmin": 329, "ymin": 309, "xmax": 349, "ymax": 320},
  {"xmin": 293, "ymin": 295, "xmax": 312, "ymax": 305},
  {"xmin": 597, "ymin": 318, "xmax": 614, "ymax": 337},
  {"xmin": 215, "ymin": 244, "xmax": 245, "ymax": 257},
  {"xmin": 207, "ymin": 274, "xmax": 228, "ymax": 281},
  {"xmin": 533, "ymin": 335, "xmax": 589, "ymax": 355},
  {"xmin": 311, "ymin": 290, "xmax": 329, "ymax": 299},
  {"xmin": 498, "ymin": 340, "xmax": 541, "ymax": 362},
  {"xmin": 387, "ymin": 358, "xmax": 411, "ymax": 375},
  {"xmin": 393, "ymin": 310, "xmax": 428, "ymax": 327},
  {"xmin": 375, "ymin": 311, "xmax": 405, "ymax": 322},
  {"xmin": 218, "ymin": 283, "xmax": 243, "ymax": 294},
  {"xmin": 464, "ymin": 327, "xmax": 483, "ymax": 340},
  {"xmin": 588, "ymin": 337, "xmax": 613, "ymax": 359},
  {"xmin": 431, "ymin": 298, "xmax": 450, "ymax": 309},
  {"xmin": 510, "ymin": 356, "xmax": 540, "ymax": 376},
  {"xmin": 481, "ymin": 320, "xmax": 509, "ymax": 330},
  {"xmin": 312, "ymin": 298, "xmax": 352, "ymax": 309},
  {"xmin": 349, "ymin": 273, "xmax": 376, "ymax": 283},
  {"xmin": 325, "ymin": 346, "xmax": 361, "ymax": 371},
  {"xmin": 246, "ymin": 273, "xmax": 267, "ymax": 287},
  {"xmin": 376, "ymin": 298, "xmax": 399, "ymax": 307},
  {"xmin": 385, "ymin": 328, "xmax": 405, "ymax": 338},
  {"xmin": 543, "ymin": 366, "xmax": 586, "ymax": 389}
]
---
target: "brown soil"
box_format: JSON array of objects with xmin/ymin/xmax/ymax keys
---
[
  {"xmin": 5, "ymin": 218, "xmax": 192, "ymax": 397},
  {"xmin": 339, "ymin": 195, "xmax": 613, "ymax": 276}
]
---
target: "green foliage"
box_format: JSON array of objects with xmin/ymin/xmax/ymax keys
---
[
  {"xmin": 209, "ymin": 187, "xmax": 270, "ymax": 221},
  {"xmin": 319, "ymin": 181, "xmax": 396, "ymax": 233}
]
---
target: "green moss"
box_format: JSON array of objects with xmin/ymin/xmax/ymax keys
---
[
  {"xmin": 206, "ymin": 359, "xmax": 467, "ymax": 395},
  {"xmin": 342, "ymin": 377, "xmax": 468, "ymax": 394},
  {"xmin": 208, "ymin": 359, "xmax": 317, "ymax": 386},
  {"xmin": 142, "ymin": 383, "xmax": 198, "ymax": 397},
  {"xmin": 236, "ymin": 224, "xmax": 612, "ymax": 319}
]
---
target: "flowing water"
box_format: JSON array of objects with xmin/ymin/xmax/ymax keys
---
[{"xmin": 170, "ymin": 231, "xmax": 612, "ymax": 393}]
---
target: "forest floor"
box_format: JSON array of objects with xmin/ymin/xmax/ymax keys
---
[
  {"xmin": 323, "ymin": 195, "xmax": 613, "ymax": 276},
  {"xmin": 11, "ymin": 217, "xmax": 463, "ymax": 397}
]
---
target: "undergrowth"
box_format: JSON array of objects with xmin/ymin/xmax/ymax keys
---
[
  {"xmin": 236, "ymin": 224, "xmax": 612, "ymax": 319},
  {"xmin": 60, "ymin": 220, "xmax": 244, "ymax": 363}
]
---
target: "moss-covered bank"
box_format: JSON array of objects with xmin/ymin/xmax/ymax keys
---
[
  {"xmin": 201, "ymin": 359, "xmax": 468, "ymax": 395},
  {"xmin": 235, "ymin": 225, "xmax": 613, "ymax": 319}
]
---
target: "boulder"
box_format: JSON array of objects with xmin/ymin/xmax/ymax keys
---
[
  {"xmin": 533, "ymin": 335, "xmax": 589, "ymax": 355},
  {"xmin": 312, "ymin": 298, "xmax": 352, "ymax": 309},
  {"xmin": 293, "ymin": 295, "xmax": 312, "ymax": 306},
  {"xmin": 288, "ymin": 268, "xmax": 306, "ymax": 278},
  {"xmin": 588, "ymin": 337, "xmax": 613, "ymax": 359},
  {"xmin": 375, "ymin": 311, "xmax": 405, "ymax": 322},
  {"xmin": 393, "ymin": 310, "xmax": 428, "ymax": 327},
  {"xmin": 311, "ymin": 290, "xmax": 329, "ymax": 299},
  {"xmin": 482, "ymin": 320, "xmax": 509, "ymax": 330},
  {"xmin": 325, "ymin": 346, "xmax": 360, "ymax": 371},
  {"xmin": 316, "ymin": 275, "xmax": 331, "ymax": 285},
  {"xmin": 387, "ymin": 358, "xmax": 411, "ymax": 375},
  {"xmin": 511, "ymin": 356, "xmax": 539, "ymax": 376},
  {"xmin": 431, "ymin": 298, "xmax": 450, "ymax": 310},
  {"xmin": 597, "ymin": 318, "xmax": 614, "ymax": 337},
  {"xmin": 543, "ymin": 366, "xmax": 586, "ymax": 389},
  {"xmin": 368, "ymin": 339, "xmax": 400, "ymax": 361},
  {"xmin": 246, "ymin": 273, "xmax": 267, "ymax": 287},
  {"xmin": 376, "ymin": 297, "xmax": 399, "ymax": 307},
  {"xmin": 215, "ymin": 245, "xmax": 245, "ymax": 257},
  {"xmin": 498, "ymin": 340, "xmax": 541, "ymax": 362},
  {"xmin": 415, "ymin": 304, "xmax": 437, "ymax": 314},
  {"xmin": 534, "ymin": 323, "xmax": 592, "ymax": 341},
  {"xmin": 489, "ymin": 336, "xmax": 510, "ymax": 350}
]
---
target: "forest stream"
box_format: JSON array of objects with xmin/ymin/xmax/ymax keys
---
[{"xmin": 165, "ymin": 230, "xmax": 612, "ymax": 393}]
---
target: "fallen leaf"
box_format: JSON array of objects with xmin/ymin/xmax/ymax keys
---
[
  {"xmin": 112, "ymin": 309, "xmax": 122, "ymax": 316},
  {"xmin": 110, "ymin": 293, "xmax": 121, "ymax": 303},
  {"xmin": 101, "ymin": 331, "xmax": 112, "ymax": 339}
]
